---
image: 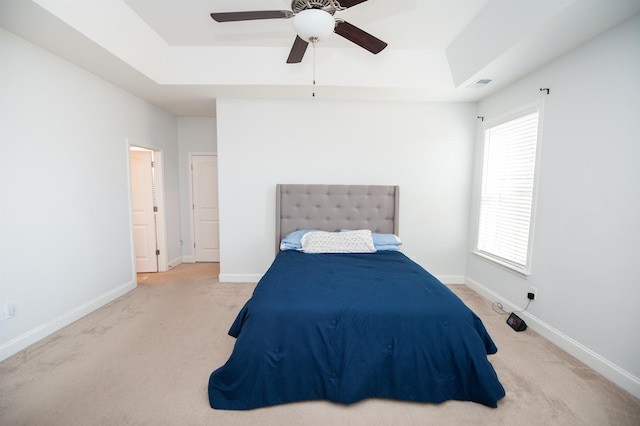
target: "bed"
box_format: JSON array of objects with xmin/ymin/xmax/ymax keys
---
[{"xmin": 208, "ymin": 184, "xmax": 505, "ymax": 409}]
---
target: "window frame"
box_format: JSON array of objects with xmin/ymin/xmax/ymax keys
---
[{"xmin": 472, "ymin": 101, "xmax": 545, "ymax": 277}]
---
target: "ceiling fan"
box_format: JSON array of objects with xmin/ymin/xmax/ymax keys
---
[{"xmin": 210, "ymin": 0, "xmax": 388, "ymax": 63}]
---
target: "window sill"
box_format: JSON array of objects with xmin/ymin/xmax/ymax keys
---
[{"xmin": 472, "ymin": 251, "xmax": 531, "ymax": 279}]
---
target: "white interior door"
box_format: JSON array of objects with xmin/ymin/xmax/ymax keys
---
[
  {"xmin": 131, "ymin": 150, "xmax": 158, "ymax": 272},
  {"xmin": 192, "ymin": 155, "xmax": 219, "ymax": 262}
]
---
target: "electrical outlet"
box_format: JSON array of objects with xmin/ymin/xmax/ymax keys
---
[
  {"xmin": 529, "ymin": 287, "xmax": 537, "ymax": 300},
  {"xmin": 2, "ymin": 302, "xmax": 16, "ymax": 319}
]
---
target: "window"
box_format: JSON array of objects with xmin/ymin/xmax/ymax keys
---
[{"xmin": 475, "ymin": 106, "xmax": 541, "ymax": 275}]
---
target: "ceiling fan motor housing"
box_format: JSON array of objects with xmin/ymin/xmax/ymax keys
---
[{"xmin": 292, "ymin": 0, "xmax": 341, "ymax": 15}]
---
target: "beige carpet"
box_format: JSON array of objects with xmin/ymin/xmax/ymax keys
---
[{"xmin": 1, "ymin": 263, "xmax": 638, "ymax": 426}]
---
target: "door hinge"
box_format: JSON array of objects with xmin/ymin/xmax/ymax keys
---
[
  {"xmin": 156, "ymin": 249, "xmax": 160, "ymax": 256},
  {"xmin": 194, "ymin": 243, "xmax": 196, "ymax": 248},
  {"xmin": 151, "ymin": 161, "xmax": 155, "ymax": 168},
  {"xmin": 153, "ymin": 206, "xmax": 158, "ymax": 213}
]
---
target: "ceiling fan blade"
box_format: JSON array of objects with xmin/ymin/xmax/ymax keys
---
[
  {"xmin": 338, "ymin": 0, "xmax": 369, "ymax": 8},
  {"xmin": 334, "ymin": 21, "xmax": 387, "ymax": 54},
  {"xmin": 210, "ymin": 10, "xmax": 293, "ymax": 22},
  {"xmin": 286, "ymin": 36, "xmax": 309, "ymax": 63}
]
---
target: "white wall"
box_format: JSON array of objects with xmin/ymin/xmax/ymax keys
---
[
  {"xmin": 216, "ymin": 98, "xmax": 477, "ymax": 283},
  {"xmin": 0, "ymin": 29, "xmax": 180, "ymax": 360},
  {"xmin": 465, "ymin": 15, "xmax": 640, "ymax": 396},
  {"xmin": 177, "ymin": 117, "xmax": 217, "ymax": 262}
]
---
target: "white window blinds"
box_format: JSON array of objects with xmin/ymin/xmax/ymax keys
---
[{"xmin": 477, "ymin": 110, "xmax": 540, "ymax": 272}]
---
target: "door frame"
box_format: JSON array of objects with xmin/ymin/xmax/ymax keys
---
[
  {"xmin": 188, "ymin": 152, "xmax": 218, "ymax": 262},
  {"xmin": 127, "ymin": 140, "xmax": 169, "ymax": 273}
]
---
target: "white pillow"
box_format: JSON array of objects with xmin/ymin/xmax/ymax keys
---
[{"xmin": 301, "ymin": 230, "xmax": 376, "ymax": 253}]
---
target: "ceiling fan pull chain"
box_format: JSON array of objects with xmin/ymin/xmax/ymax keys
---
[{"xmin": 312, "ymin": 41, "xmax": 316, "ymax": 97}]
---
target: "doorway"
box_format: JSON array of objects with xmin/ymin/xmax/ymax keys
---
[
  {"xmin": 190, "ymin": 154, "xmax": 219, "ymax": 262},
  {"xmin": 129, "ymin": 145, "xmax": 168, "ymax": 272}
]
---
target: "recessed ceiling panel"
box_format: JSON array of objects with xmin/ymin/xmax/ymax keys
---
[{"xmin": 124, "ymin": 0, "xmax": 488, "ymax": 49}]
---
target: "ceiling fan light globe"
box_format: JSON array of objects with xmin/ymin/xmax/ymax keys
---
[{"xmin": 293, "ymin": 9, "xmax": 335, "ymax": 43}]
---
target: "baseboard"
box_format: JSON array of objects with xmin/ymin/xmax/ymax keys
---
[
  {"xmin": 464, "ymin": 276, "xmax": 640, "ymax": 399},
  {"xmin": 0, "ymin": 279, "xmax": 137, "ymax": 362},
  {"xmin": 167, "ymin": 256, "xmax": 183, "ymax": 270},
  {"xmin": 436, "ymin": 275, "xmax": 465, "ymax": 285},
  {"xmin": 181, "ymin": 255, "xmax": 195, "ymax": 264},
  {"xmin": 218, "ymin": 273, "xmax": 261, "ymax": 283}
]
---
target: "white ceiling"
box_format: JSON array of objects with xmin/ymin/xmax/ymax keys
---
[{"xmin": 1, "ymin": 0, "xmax": 639, "ymax": 117}]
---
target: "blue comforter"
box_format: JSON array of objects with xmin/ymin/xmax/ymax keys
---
[{"xmin": 208, "ymin": 251, "xmax": 505, "ymax": 409}]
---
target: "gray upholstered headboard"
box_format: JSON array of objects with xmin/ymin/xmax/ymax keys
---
[{"xmin": 276, "ymin": 184, "xmax": 399, "ymax": 253}]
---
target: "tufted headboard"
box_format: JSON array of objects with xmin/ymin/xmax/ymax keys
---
[{"xmin": 276, "ymin": 184, "xmax": 399, "ymax": 253}]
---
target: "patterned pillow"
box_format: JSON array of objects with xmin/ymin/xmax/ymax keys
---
[
  {"xmin": 301, "ymin": 230, "xmax": 376, "ymax": 253},
  {"xmin": 340, "ymin": 229, "xmax": 402, "ymax": 251}
]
